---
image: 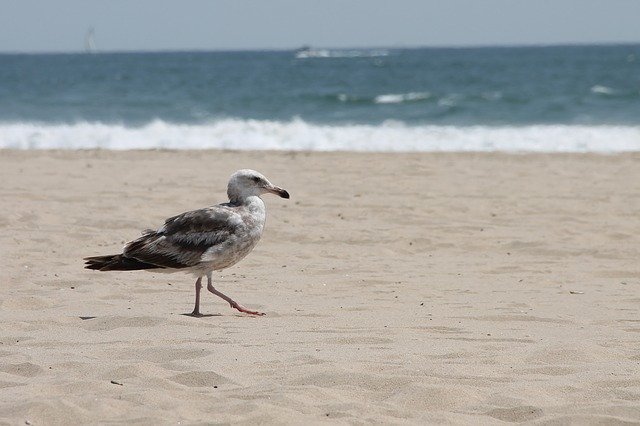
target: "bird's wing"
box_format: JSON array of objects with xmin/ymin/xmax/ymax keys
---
[{"xmin": 123, "ymin": 206, "xmax": 243, "ymax": 269}]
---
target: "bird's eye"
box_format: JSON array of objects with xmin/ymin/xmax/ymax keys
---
[{"xmin": 251, "ymin": 176, "xmax": 261, "ymax": 183}]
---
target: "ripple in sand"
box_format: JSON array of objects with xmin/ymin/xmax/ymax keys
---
[
  {"xmin": 386, "ymin": 384, "xmax": 481, "ymax": 411},
  {"xmin": 486, "ymin": 405, "xmax": 544, "ymax": 422},
  {"xmin": 291, "ymin": 372, "xmax": 411, "ymax": 393},
  {"xmin": 169, "ymin": 371, "xmax": 236, "ymax": 387},
  {"xmin": 0, "ymin": 362, "xmax": 43, "ymax": 377},
  {"xmin": 0, "ymin": 380, "xmax": 24, "ymax": 388},
  {"xmin": 524, "ymin": 366, "xmax": 577, "ymax": 376},
  {"xmin": 78, "ymin": 316, "xmax": 165, "ymax": 331}
]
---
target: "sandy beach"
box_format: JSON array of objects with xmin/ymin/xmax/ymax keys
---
[{"xmin": 1, "ymin": 149, "xmax": 639, "ymax": 424}]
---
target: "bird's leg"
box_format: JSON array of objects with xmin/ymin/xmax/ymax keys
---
[
  {"xmin": 206, "ymin": 273, "xmax": 265, "ymax": 316},
  {"xmin": 191, "ymin": 276, "xmax": 203, "ymax": 316}
]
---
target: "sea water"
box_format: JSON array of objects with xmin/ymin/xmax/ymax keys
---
[{"xmin": 1, "ymin": 45, "xmax": 639, "ymax": 151}]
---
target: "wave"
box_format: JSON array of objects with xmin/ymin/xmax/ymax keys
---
[
  {"xmin": 374, "ymin": 92, "xmax": 432, "ymax": 104},
  {"xmin": 1, "ymin": 119, "xmax": 639, "ymax": 152},
  {"xmin": 591, "ymin": 85, "xmax": 616, "ymax": 95},
  {"xmin": 335, "ymin": 91, "xmax": 507, "ymax": 106},
  {"xmin": 336, "ymin": 92, "xmax": 432, "ymax": 104}
]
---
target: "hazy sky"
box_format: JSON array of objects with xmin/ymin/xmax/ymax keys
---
[{"xmin": 1, "ymin": 0, "xmax": 639, "ymax": 52}]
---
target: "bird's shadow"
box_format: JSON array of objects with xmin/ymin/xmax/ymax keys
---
[
  {"xmin": 79, "ymin": 314, "xmax": 223, "ymax": 320},
  {"xmin": 180, "ymin": 313, "xmax": 222, "ymax": 318}
]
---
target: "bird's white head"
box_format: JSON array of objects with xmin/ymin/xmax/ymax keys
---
[{"xmin": 227, "ymin": 169, "xmax": 290, "ymax": 204}]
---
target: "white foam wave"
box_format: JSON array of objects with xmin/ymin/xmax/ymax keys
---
[
  {"xmin": 591, "ymin": 85, "xmax": 615, "ymax": 95},
  {"xmin": 1, "ymin": 119, "xmax": 639, "ymax": 152},
  {"xmin": 438, "ymin": 94, "xmax": 462, "ymax": 107},
  {"xmin": 374, "ymin": 92, "xmax": 431, "ymax": 104},
  {"xmin": 337, "ymin": 93, "xmax": 356, "ymax": 102}
]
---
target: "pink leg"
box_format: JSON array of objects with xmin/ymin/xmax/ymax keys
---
[
  {"xmin": 191, "ymin": 276, "xmax": 203, "ymax": 316},
  {"xmin": 206, "ymin": 273, "xmax": 264, "ymax": 316}
]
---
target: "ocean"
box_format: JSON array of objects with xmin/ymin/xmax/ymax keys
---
[{"xmin": 1, "ymin": 44, "xmax": 639, "ymax": 152}]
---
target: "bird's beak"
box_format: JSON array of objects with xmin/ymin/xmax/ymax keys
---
[{"xmin": 267, "ymin": 185, "xmax": 290, "ymax": 199}]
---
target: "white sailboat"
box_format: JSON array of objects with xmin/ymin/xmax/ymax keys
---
[{"xmin": 84, "ymin": 27, "xmax": 96, "ymax": 53}]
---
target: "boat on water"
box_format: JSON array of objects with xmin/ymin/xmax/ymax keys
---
[
  {"xmin": 294, "ymin": 46, "xmax": 389, "ymax": 59},
  {"xmin": 84, "ymin": 27, "xmax": 96, "ymax": 53}
]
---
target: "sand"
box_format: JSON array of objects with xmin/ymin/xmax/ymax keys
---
[{"xmin": 1, "ymin": 149, "xmax": 639, "ymax": 425}]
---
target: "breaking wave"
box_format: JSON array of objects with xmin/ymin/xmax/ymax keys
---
[
  {"xmin": 1, "ymin": 119, "xmax": 639, "ymax": 152},
  {"xmin": 374, "ymin": 92, "xmax": 432, "ymax": 104}
]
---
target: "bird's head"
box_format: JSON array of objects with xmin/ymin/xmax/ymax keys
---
[{"xmin": 227, "ymin": 169, "xmax": 290, "ymax": 203}]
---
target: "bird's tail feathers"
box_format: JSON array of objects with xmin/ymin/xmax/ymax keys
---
[{"xmin": 83, "ymin": 254, "xmax": 159, "ymax": 271}]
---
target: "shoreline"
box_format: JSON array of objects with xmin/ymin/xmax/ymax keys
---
[
  {"xmin": 2, "ymin": 122, "xmax": 640, "ymax": 153},
  {"xmin": 3, "ymin": 147, "xmax": 640, "ymax": 156}
]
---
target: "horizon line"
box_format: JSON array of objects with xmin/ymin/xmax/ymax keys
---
[{"xmin": 1, "ymin": 41, "xmax": 639, "ymax": 55}]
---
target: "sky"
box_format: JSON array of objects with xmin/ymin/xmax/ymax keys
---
[{"xmin": 1, "ymin": 0, "xmax": 639, "ymax": 53}]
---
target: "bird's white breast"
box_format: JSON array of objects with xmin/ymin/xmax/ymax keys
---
[{"xmin": 200, "ymin": 196, "xmax": 266, "ymax": 271}]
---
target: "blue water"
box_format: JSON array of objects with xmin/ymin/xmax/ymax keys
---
[{"xmin": 1, "ymin": 45, "xmax": 639, "ymax": 151}]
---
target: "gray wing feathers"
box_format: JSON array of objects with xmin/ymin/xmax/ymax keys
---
[{"xmin": 123, "ymin": 207, "xmax": 242, "ymax": 269}]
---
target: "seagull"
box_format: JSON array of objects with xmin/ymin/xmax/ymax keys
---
[{"xmin": 84, "ymin": 169, "xmax": 290, "ymax": 316}]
